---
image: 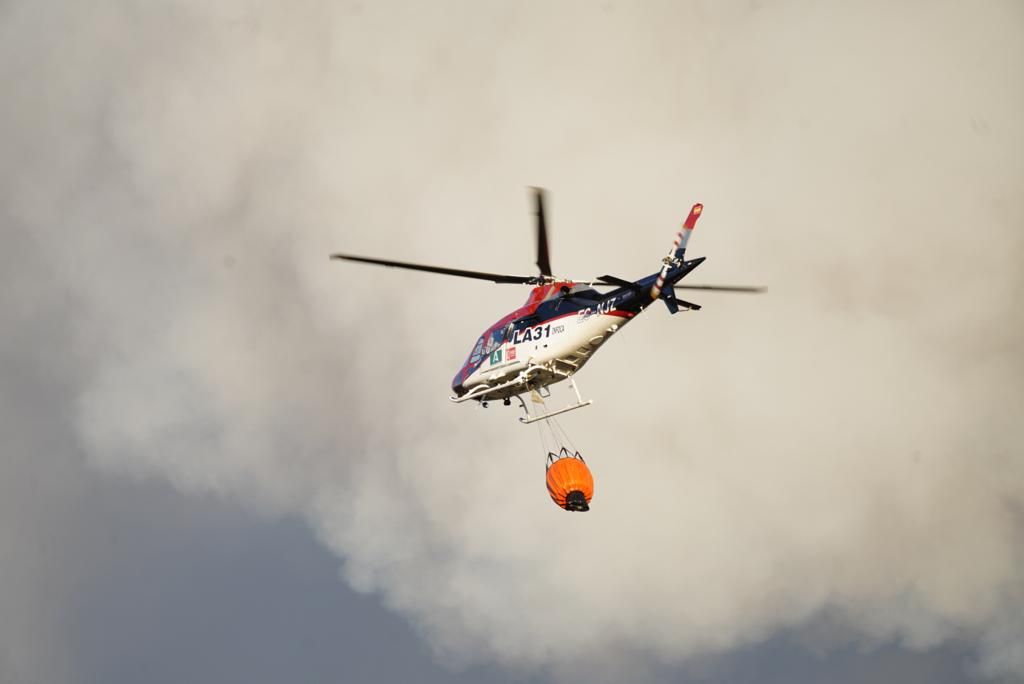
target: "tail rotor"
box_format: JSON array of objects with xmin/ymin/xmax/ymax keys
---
[{"xmin": 651, "ymin": 203, "xmax": 703, "ymax": 301}]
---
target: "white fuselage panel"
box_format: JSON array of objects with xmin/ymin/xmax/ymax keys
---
[{"xmin": 462, "ymin": 309, "xmax": 632, "ymax": 393}]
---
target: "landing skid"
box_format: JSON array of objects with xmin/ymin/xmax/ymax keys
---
[
  {"xmin": 448, "ymin": 367, "xmax": 542, "ymax": 404},
  {"xmin": 448, "ymin": 364, "xmax": 593, "ymax": 424},
  {"xmin": 516, "ymin": 376, "xmax": 592, "ymax": 425}
]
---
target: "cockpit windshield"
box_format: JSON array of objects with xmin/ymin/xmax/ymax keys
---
[{"xmin": 464, "ymin": 323, "xmax": 509, "ymax": 370}]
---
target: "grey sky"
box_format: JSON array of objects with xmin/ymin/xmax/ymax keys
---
[{"xmin": 1, "ymin": 0, "xmax": 1022, "ymax": 682}]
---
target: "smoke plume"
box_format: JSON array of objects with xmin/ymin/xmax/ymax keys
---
[{"xmin": 2, "ymin": 0, "xmax": 1022, "ymax": 681}]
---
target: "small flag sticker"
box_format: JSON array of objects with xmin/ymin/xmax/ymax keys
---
[{"xmin": 507, "ymin": 347, "xmax": 517, "ymax": 361}]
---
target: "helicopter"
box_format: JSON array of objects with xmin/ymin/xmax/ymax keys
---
[{"xmin": 331, "ymin": 189, "xmax": 761, "ymax": 424}]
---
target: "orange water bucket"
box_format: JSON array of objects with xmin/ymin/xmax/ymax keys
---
[{"xmin": 546, "ymin": 450, "xmax": 594, "ymax": 512}]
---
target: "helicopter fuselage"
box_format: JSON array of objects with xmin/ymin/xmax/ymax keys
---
[
  {"xmin": 451, "ymin": 258, "xmax": 705, "ymax": 401},
  {"xmin": 332, "ymin": 194, "xmax": 759, "ymax": 423}
]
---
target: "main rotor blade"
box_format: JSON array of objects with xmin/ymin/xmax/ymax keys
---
[
  {"xmin": 673, "ymin": 284, "xmax": 764, "ymax": 293},
  {"xmin": 581, "ymin": 276, "xmax": 765, "ymax": 292},
  {"xmin": 596, "ymin": 274, "xmax": 643, "ymax": 294},
  {"xmin": 330, "ymin": 254, "xmax": 535, "ymax": 284},
  {"xmin": 586, "ymin": 278, "xmax": 763, "ymax": 293},
  {"xmin": 533, "ymin": 187, "xmax": 553, "ymax": 277}
]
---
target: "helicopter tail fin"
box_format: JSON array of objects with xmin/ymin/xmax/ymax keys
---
[{"xmin": 662, "ymin": 288, "xmax": 702, "ymax": 314}]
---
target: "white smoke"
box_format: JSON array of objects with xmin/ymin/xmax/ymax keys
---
[{"xmin": 3, "ymin": 0, "xmax": 1022, "ymax": 681}]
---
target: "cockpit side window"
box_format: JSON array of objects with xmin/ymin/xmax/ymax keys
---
[{"xmin": 481, "ymin": 326, "xmax": 506, "ymax": 357}]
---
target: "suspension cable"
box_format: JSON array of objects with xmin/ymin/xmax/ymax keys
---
[
  {"xmin": 524, "ymin": 386, "xmax": 583, "ymax": 467},
  {"xmin": 549, "ymin": 415, "xmax": 579, "ymax": 457}
]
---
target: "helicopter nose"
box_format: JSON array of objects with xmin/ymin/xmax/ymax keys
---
[{"xmin": 451, "ymin": 381, "xmax": 466, "ymax": 397}]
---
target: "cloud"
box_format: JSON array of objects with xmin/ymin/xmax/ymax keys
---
[{"xmin": 2, "ymin": 0, "xmax": 1022, "ymax": 681}]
